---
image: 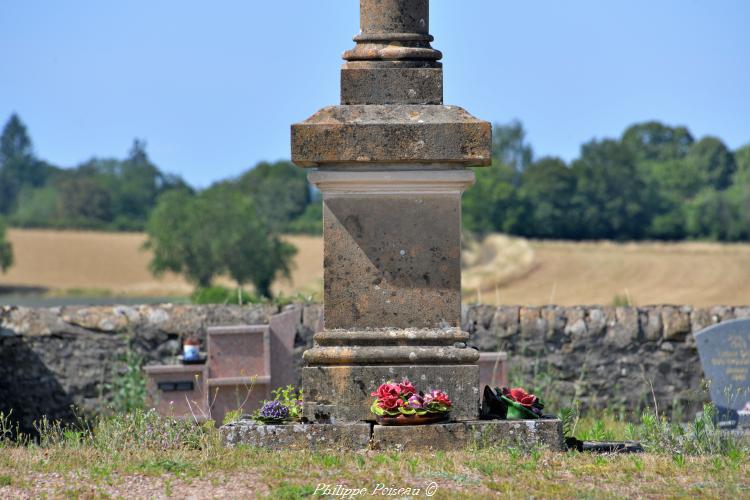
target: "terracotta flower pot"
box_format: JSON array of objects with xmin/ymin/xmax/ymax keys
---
[{"xmin": 375, "ymin": 412, "xmax": 450, "ymax": 426}]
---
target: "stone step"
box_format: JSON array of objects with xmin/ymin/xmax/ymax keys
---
[{"xmin": 221, "ymin": 419, "xmax": 564, "ymax": 452}]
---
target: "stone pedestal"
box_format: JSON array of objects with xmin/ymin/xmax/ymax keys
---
[
  {"xmin": 221, "ymin": 1, "xmax": 564, "ymax": 453},
  {"xmin": 302, "ymin": 365, "xmax": 480, "ymax": 422},
  {"xmin": 292, "ymin": 0, "xmax": 490, "ymax": 423},
  {"xmin": 300, "ymin": 170, "xmax": 482, "ymax": 421}
]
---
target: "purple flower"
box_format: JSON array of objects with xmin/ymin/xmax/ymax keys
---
[
  {"xmin": 259, "ymin": 400, "xmax": 289, "ymax": 421},
  {"xmin": 407, "ymin": 394, "xmax": 425, "ymax": 410}
]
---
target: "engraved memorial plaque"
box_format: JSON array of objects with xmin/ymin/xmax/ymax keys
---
[
  {"xmin": 695, "ymin": 318, "xmax": 750, "ymax": 428},
  {"xmin": 157, "ymin": 381, "xmax": 194, "ymax": 392}
]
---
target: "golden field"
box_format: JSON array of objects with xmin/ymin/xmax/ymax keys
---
[
  {"xmin": 0, "ymin": 229, "xmax": 321, "ymax": 299},
  {"xmin": 2, "ymin": 228, "xmax": 750, "ymax": 306}
]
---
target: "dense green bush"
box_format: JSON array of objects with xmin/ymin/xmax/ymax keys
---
[
  {"xmin": 191, "ymin": 286, "xmax": 259, "ymax": 305},
  {"xmin": 0, "ymin": 216, "xmax": 12, "ymax": 273}
]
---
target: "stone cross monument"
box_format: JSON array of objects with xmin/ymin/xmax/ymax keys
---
[{"xmin": 292, "ymin": 0, "xmax": 491, "ymax": 422}]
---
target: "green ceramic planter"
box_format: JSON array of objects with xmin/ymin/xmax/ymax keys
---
[{"xmin": 500, "ymin": 396, "xmax": 540, "ymax": 420}]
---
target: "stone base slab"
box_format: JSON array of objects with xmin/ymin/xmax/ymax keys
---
[
  {"xmin": 302, "ymin": 365, "xmax": 480, "ymax": 422},
  {"xmin": 372, "ymin": 420, "xmax": 564, "ymax": 452},
  {"xmin": 221, "ymin": 422, "xmax": 371, "ymax": 451},
  {"xmin": 220, "ymin": 419, "xmax": 564, "ymax": 452}
]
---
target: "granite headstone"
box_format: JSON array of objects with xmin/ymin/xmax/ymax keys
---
[{"xmin": 695, "ymin": 318, "xmax": 750, "ymax": 428}]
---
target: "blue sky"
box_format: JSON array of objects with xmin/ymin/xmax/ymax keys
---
[{"xmin": 1, "ymin": 0, "xmax": 749, "ymax": 187}]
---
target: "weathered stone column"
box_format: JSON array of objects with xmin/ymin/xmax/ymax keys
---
[{"xmin": 292, "ymin": 0, "xmax": 491, "ymax": 422}]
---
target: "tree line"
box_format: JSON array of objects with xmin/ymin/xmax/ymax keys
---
[
  {"xmin": 1, "ymin": 112, "xmax": 748, "ymax": 295},
  {"xmin": 465, "ymin": 121, "xmax": 750, "ymax": 241}
]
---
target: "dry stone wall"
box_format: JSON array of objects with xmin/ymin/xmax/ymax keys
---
[
  {"xmin": 2, "ymin": 303, "xmax": 745, "ymax": 431},
  {"xmin": 463, "ymin": 304, "xmax": 750, "ymax": 415},
  {"xmin": 0, "ymin": 304, "xmax": 279, "ymax": 433}
]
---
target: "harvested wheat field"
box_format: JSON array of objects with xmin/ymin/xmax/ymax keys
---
[
  {"xmin": 0, "ymin": 229, "xmax": 322, "ymax": 298},
  {"xmin": 467, "ymin": 237, "xmax": 750, "ymax": 307},
  {"xmin": 2, "ymin": 228, "xmax": 750, "ymax": 306}
]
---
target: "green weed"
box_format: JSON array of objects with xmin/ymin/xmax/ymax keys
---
[
  {"xmin": 267, "ymin": 482, "xmax": 316, "ymax": 499},
  {"xmin": 106, "ymin": 348, "xmax": 146, "ymax": 413}
]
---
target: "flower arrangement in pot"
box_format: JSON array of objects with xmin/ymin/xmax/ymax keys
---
[
  {"xmin": 370, "ymin": 379, "xmax": 452, "ymax": 426},
  {"xmin": 482, "ymin": 386, "xmax": 546, "ymax": 420},
  {"xmin": 253, "ymin": 385, "xmax": 304, "ymax": 425},
  {"xmin": 500, "ymin": 387, "xmax": 545, "ymax": 419}
]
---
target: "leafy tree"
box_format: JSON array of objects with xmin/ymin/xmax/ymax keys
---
[
  {"xmin": 0, "ymin": 114, "xmax": 46, "ymax": 214},
  {"xmin": 0, "ymin": 216, "xmax": 13, "ymax": 273},
  {"xmin": 463, "ymin": 160, "xmax": 520, "ymax": 235},
  {"xmin": 287, "ymin": 201, "xmax": 323, "ymax": 234},
  {"xmin": 200, "ymin": 187, "xmax": 297, "ymax": 297},
  {"xmin": 58, "ymin": 175, "xmax": 114, "ymax": 228},
  {"xmin": 684, "ymin": 186, "xmax": 749, "ymax": 241},
  {"xmin": 11, "ymin": 186, "xmax": 62, "ymax": 227},
  {"xmin": 732, "ymin": 144, "xmax": 750, "ymax": 185},
  {"xmin": 517, "ymin": 157, "xmax": 576, "ymax": 238},
  {"xmin": 146, "ymin": 188, "xmax": 297, "ymax": 297},
  {"xmin": 685, "ymin": 137, "xmax": 736, "ymax": 192},
  {"xmin": 81, "ymin": 140, "xmax": 190, "ymax": 230},
  {"xmin": 642, "ymin": 137, "xmax": 737, "ymax": 239},
  {"xmin": 570, "ymin": 139, "xmax": 647, "ymax": 240},
  {"xmin": 492, "ymin": 120, "xmax": 533, "ymax": 171},
  {"xmin": 622, "ymin": 121, "xmax": 694, "ymax": 162},
  {"xmin": 635, "ymin": 157, "xmax": 690, "ymax": 239},
  {"xmin": 0, "ymin": 114, "xmax": 34, "ymax": 170},
  {"xmin": 623, "ymin": 122, "xmax": 696, "ymax": 239},
  {"xmin": 146, "ymin": 190, "xmax": 217, "ymax": 287},
  {"xmin": 232, "ymin": 161, "xmax": 310, "ymax": 231}
]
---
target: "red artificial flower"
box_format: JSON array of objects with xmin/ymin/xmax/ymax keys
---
[
  {"xmin": 508, "ymin": 387, "xmax": 537, "ymax": 408},
  {"xmin": 398, "ymin": 379, "xmax": 416, "ymax": 397},
  {"xmin": 428, "ymin": 390, "xmax": 452, "ymax": 408},
  {"xmin": 377, "ymin": 395, "xmax": 403, "ymax": 411},
  {"xmin": 370, "ymin": 382, "xmax": 402, "ymax": 399}
]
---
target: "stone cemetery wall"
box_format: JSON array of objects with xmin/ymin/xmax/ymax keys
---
[
  {"xmin": 0, "ymin": 304, "xmax": 290, "ymax": 433},
  {"xmin": 464, "ymin": 304, "xmax": 750, "ymax": 415},
  {"xmin": 2, "ymin": 303, "xmax": 747, "ymax": 430}
]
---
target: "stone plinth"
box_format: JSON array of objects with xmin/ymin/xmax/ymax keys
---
[
  {"xmin": 372, "ymin": 420, "xmax": 565, "ymax": 452},
  {"xmin": 302, "ymin": 364, "xmax": 480, "ymax": 422},
  {"xmin": 312, "ymin": 170, "xmax": 472, "ymax": 329},
  {"xmin": 220, "ymin": 419, "xmax": 565, "ymax": 452},
  {"xmin": 291, "ymin": 0, "xmax": 490, "ymax": 424},
  {"xmin": 301, "ymin": 170, "xmax": 481, "ymax": 421},
  {"xmin": 221, "ymin": 422, "xmax": 372, "ymax": 451}
]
